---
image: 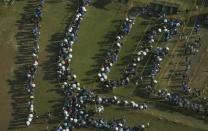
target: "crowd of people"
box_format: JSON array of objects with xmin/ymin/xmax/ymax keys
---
[
  {"xmin": 182, "ymin": 35, "xmax": 201, "ymax": 94},
  {"xmin": 99, "ymin": 12, "xmax": 182, "ymax": 90},
  {"xmin": 25, "ymin": 0, "xmax": 45, "ymax": 127},
  {"xmin": 142, "ymin": 24, "xmax": 208, "ymax": 118},
  {"xmin": 97, "ymin": 17, "xmax": 135, "ymax": 85},
  {"xmin": 56, "ymin": 1, "xmax": 150, "ymax": 130},
  {"xmin": 17, "ymin": 0, "xmax": 208, "ymax": 129},
  {"xmin": 95, "ymin": 5, "xmax": 208, "ymax": 119}
]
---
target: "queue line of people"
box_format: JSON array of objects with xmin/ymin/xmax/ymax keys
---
[
  {"xmin": 97, "ymin": 17, "xmax": 136, "ymax": 85},
  {"xmin": 25, "ymin": 0, "xmax": 45, "ymax": 127}
]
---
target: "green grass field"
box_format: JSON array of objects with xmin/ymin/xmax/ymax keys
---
[{"xmin": 0, "ymin": 0, "xmax": 208, "ymax": 131}]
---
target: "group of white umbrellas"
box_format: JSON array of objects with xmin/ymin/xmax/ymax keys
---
[
  {"xmin": 55, "ymin": 1, "xmax": 151, "ymax": 130},
  {"xmin": 141, "ymin": 21, "xmax": 208, "ymax": 118},
  {"xmin": 100, "ymin": 15, "xmax": 181, "ymax": 90},
  {"xmin": 98, "ymin": 17, "xmax": 135, "ymax": 83}
]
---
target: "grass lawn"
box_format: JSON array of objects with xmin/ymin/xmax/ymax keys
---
[{"xmin": 0, "ymin": 0, "xmax": 208, "ymax": 131}]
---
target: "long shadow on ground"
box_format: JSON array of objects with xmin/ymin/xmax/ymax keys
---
[
  {"xmin": 41, "ymin": 0, "xmax": 78, "ymax": 128},
  {"xmin": 81, "ymin": 19, "xmax": 122, "ymax": 86},
  {"xmin": 7, "ymin": 0, "xmax": 39, "ymax": 129}
]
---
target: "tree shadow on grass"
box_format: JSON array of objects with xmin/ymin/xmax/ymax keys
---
[{"xmin": 7, "ymin": 0, "xmax": 39, "ymax": 129}]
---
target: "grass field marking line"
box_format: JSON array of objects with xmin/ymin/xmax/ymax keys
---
[
  {"xmin": 140, "ymin": 29, "xmax": 164, "ymax": 76},
  {"xmin": 157, "ymin": 0, "xmax": 198, "ymax": 87},
  {"xmin": 122, "ymin": 22, "xmax": 151, "ymax": 74},
  {"xmin": 166, "ymin": 0, "xmax": 202, "ymax": 87},
  {"xmin": 109, "ymin": 3, "xmax": 155, "ymax": 82},
  {"xmin": 156, "ymin": 1, "xmax": 189, "ymax": 82},
  {"xmin": 187, "ymin": 1, "xmax": 207, "ymax": 86},
  {"xmin": 189, "ymin": 49, "xmax": 207, "ymax": 85},
  {"xmin": 128, "ymin": 26, "xmax": 165, "ymax": 96},
  {"xmin": 110, "ymin": 18, "xmax": 153, "ymax": 84}
]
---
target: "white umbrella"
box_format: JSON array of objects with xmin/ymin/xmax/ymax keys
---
[
  {"xmin": 28, "ymin": 117, "xmax": 32, "ymax": 122},
  {"xmin": 29, "ymin": 114, "xmax": 33, "ymax": 118},
  {"xmin": 137, "ymin": 57, "xmax": 141, "ymax": 62},
  {"xmin": 118, "ymin": 123, "xmax": 123, "ymax": 127},
  {"xmin": 101, "ymin": 67, "xmax": 105, "ymax": 72},
  {"xmin": 70, "ymin": 41, "xmax": 74, "ymax": 45},
  {"xmin": 158, "ymin": 28, "xmax": 162, "ymax": 33},
  {"xmin": 117, "ymin": 42, "xmax": 121, "ymax": 47},
  {"xmin": 68, "ymin": 27, "xmax": 72, "ymax": 33},
  {"xmin": 98, "ymin": 97, "xmax": 102, "ymax": 103},
  {"xmin": 72, "ymin": 84, "xmax": 76, "ymax": 88},
  {"xmin": 32, "ymin": 53, "xmax": 37, "ymax": 57},
  {"xmin": 32, "ymin": 83, "xmax": 36, "ymax": 88},
  {"xmin": 103, "ymin": 74, "xmax": 107, "ymax": 80},
  {"xmin": 153, "ymin": 79, "xmax": 158, "ymax": 84},
  {"xmin": 64, "ymin": 38, "xmax": 68, "ymax": 43},
  {"xmin": 30, "ymin": 95, "xmax": 34, "ymax": 99},
  {"xmin": 30, "ymin": 106, "xmax": 34, "ymax": 112},
  {"xmin": 116, "ymin": 36, "xmax": 121, "ymax": 40},
  {"xmin": 82, "ymin": 6, "xmax": 87, "ymax": 12},
  {"xmin": 124, "ymin": 100, "xmax": 128, "ymax": 105},
  {"xmin": 141, "ymin": 124, "xmax": 145, "ymax": 128},
  {"xmin": 142, "ymin": 51, "xmax": 147, "ymax": 56},
  {"xmin": 110, "ymin": 62, "xmax": 113, "ymax": 67},
  {"xmin": 73, "ymin": 74, "xmax": 77, "ymax": 79},
  {"xmin": 140, "ymin": 105, "xmax": 144, "ymax": 110},
  {"xmin": 74, "ymin": 118, "xmax": 78, "ymax": 123},
  {"xmin": 69, "ymin": 48, "xmax": 72, "ymax": 52},
  {"xmin": 62, "ymin": 66, "xmax": 66, "ymax": 71},
  {"xmin": 26, "ymin": 121, "xmax": 30, "ymax": 126},
  {"xmin": 137, "ymin": 51, "xmax": 142, "ymax": 56},
  {"xmin": 100, "ymin": 78, "xmax": 104, "ymax": 82},
  {"xmin": 58, "ymin": 63, "xmax": 62, "ymax": 67},
  {"xmin": 176, "ymin": 23, "xmax": 180, "ymax": 27},
  {"xmin": 145, "ymin": 48, "xmax": 150, "ymax": 52},
  {"xmin": 98, "ymin": 73, "xmax": 102, "ymax": 77},
  {"xmin": 69, "ymin": 54, "xmax": 72, "ymax": 59},
  {"xmin": 164, "ymin": 28, "xmax": 168, "ymax": 32}
]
